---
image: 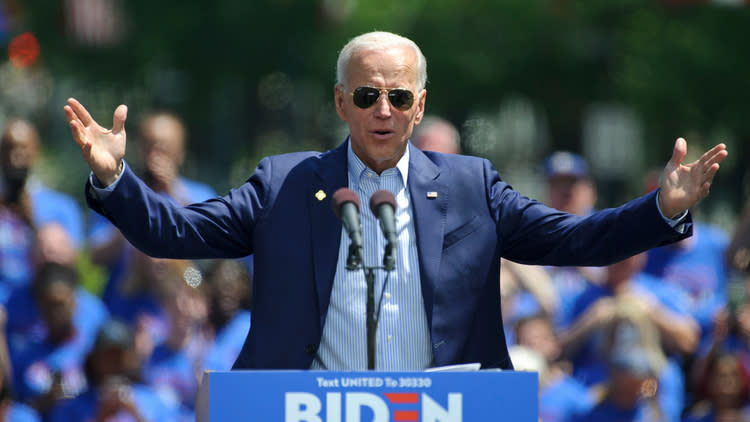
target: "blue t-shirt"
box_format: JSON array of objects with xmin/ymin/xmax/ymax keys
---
[
  {"xmin": 47, "ymin": 384, "xmax": 176, "ymax": 422},
  {"xmin": 8, "ymin": 329, "xmax": 91, "ymax": 403},
  {"xmin": 568, "ymin": 273, "xmax": 692, "ymax": 374},
  {"xmin": 0, "ymin": 208, "xmax": 34, "ymax": 304},
  {"xmin": 539, "ymin": 374, "xmax": 595, "ymax": 422},
  {"xmin": 29, "ymin": 183, "xmax": 84, "ymax": 250},
  {"xmin": 5, "ymin": 285, "xmax": 109, "ymax": 355},
  {"xmin": 3, "ymin": 402, "xmax": 41, "ymax": 422},
  {"xmin": 202, "ymin": 311, "xmax": 251, "ymax": 371},
  {"xmin": 144, "ymin": 337, "xmax": 209, "ymax": 411},
  {"xmin": 643, "ymin": 223, "xmax": 729, "ymax": 335}
]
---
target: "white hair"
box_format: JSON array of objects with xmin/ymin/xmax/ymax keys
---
[{"xmin": 336, "ymin": 31, "xmax": 427, "ymax": 91}]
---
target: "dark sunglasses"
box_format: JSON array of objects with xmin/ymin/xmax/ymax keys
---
[{"xmin": 350, "ymin": 86, "xmax": 415, "ymax": 111}]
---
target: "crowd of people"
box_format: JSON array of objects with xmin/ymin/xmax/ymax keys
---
[
  {"xmin": 0, "ymin": 111, "xmax": 744, "ymax": 421},
  {"xmin": 0, "ymin": 116, "xmax": 251, "ymax": 421}
]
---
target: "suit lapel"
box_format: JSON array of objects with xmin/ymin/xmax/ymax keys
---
[
  {"xmin": 407, "ymin": 144, "xmax": 447, "ymax": 329},
  {"xmin": 309, "ymin": 142, "xmax": 349, "ymax": 330}
]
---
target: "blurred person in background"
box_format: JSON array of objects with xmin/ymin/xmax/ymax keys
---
[
  {"xmin": 541, "ymin": 151, "xmax": 604, "ymax": 330},
  {"xmin": 142, "ymin": 279, "xmax": 209, "ymax": 419},
  {"xmin": 642, "ymin": 168, "xmax": 730, "ymax": 344},
  {"xmin": 579, "ymin": 342, "xmax": 665, "ymax": 422},
  {"xmin": 514, "ymin": 313, "xmax": 594, "ymax": 422},
  {"xmin": 683, "ymin": 350, "xmax": 750, "ymax": 422},
  {"xmin": 48, "ymin": 319, "xmax": 175, "ymax": 422},
  {"xmin": 201, "ymin": 260, "xmax": 252, "ymax": 372},
  {"xmin": 106, "ymin": 253, "xmax": 199, "ymax": 364},
  {"xmin": 560, "ymin": 254, "xmax": 699, "ymax": 421},
  {"xmin": 410, "ymin": 115, "xmax": 461, "ymax": 154},
  {"xmin": 0, "ymin": 118, "xmax": 84, "ymax": 265},
  {"xmin": 7, "ymin": 263, "xmax": 93, "ymax": 415},
  {"xmin": 4, "ymin": 224, "xmax": 108, "ymax": 379},
  {"xmin": 689, "ymin": 201, "xmax": 750, "ymax": 412},
  {"xmin": 500, "ymin": 262, "xmax": 559, "ymax": 345},
  {"xmin": 544, "ymin": 151, "xmax": 597, "ymax": 217},
  {"xmin": 0, "ymin": 359, "xmax": 40, "ymax": 422}
]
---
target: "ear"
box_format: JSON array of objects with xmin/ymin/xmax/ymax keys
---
[
  {"xmin": 334, "ymin": 84, "xmax": 347, "ymax": 122},
  {"xmin": 413, "ymin": 89, "xmax": 427, "ymax": 125}
]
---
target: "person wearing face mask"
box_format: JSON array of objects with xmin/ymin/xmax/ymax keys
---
[{"xmin": 0, "ymin": 119, "xmax": 85, "ymax": 304}]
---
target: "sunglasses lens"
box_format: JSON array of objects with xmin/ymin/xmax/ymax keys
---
[
  {"xmin": 388, "ymin": 89, "xmax": 414, "ymax": 110},
  {"xmin": 352, "ymin": 87, "xmax": 380, "ymax": 109}
]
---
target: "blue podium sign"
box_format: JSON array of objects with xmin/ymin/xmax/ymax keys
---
[{"xmin": 197, "ymin": 370, "xmax": 538, "ymax": 421}]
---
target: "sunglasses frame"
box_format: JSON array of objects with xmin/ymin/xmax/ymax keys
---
[{"xmin": 349, "ymin": 86, "xmax": 416, "ymax": 111}]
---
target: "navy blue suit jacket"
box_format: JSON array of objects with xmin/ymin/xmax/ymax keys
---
[{"xmin": 86, "ymin": 141, "xmax": 691, "ymax": 370}]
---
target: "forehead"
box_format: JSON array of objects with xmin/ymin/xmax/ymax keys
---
[{"xmin": 345, "ymin": 46, "xmax": 418, "ymax": 88}]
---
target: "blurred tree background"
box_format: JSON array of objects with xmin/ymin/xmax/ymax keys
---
[{"xmin": 1, "ymin": 0, "xmax": 748, "ymax": 229}]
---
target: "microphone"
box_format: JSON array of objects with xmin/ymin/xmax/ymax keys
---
[
  {"xmin": 369, "ymin": 190, "xmax": 397, "ymax": 271},
  {"xmin": 332, "ymin": 188, "xmax": 363, "ymax": 270}
]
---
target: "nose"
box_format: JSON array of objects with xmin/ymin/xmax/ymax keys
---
[{"xmin": 373, "ymin": 90, "xmax": 392, "ymax": 118}]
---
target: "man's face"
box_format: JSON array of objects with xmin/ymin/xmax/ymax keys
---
[{"xmin": 335, "ymin": 46, "xmax": 426, "ymax": 173}]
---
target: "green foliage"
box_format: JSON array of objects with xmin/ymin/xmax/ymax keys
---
[{"xmin": 11, "ymin": 0, "xmax": 749, "ymax": 205}]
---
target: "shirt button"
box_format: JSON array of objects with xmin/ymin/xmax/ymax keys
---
[
  {"xmin": 385, "ymin": 293, "xmax": 391, "ymax": 300},
  {"xmin": 387, "ymin": 335, "xmax": 393, "ymax": 342}
]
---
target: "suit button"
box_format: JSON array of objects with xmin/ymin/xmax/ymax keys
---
[{"xmin": 305, "ymin": 344, "xmax": 317, "ymax": 355}]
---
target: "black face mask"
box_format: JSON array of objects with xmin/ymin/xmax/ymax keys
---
[{"xmin": 2, "ymin": 167, "xmax": 29, "ymax": 203}]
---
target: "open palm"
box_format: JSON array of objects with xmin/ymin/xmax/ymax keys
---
[
  {"xmin": 64, "ymin": 98, "xmax": 128, "ymax": 186},
  {"xmin": 658, "ymin": 138, "xmax": 728, "ymax": 218}
]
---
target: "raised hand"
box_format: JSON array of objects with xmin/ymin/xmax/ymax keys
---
[
  {"xmin": 64, "ymin": 98, "xmax": 128, "ymax": 186},
  {"xmin": 657, "ymin": 138, "xmax": 728, "ymax": 218}
]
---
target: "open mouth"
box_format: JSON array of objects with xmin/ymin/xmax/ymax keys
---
[{"xmin": 371, "ymin": 129, "xmax": 393, "ymax": 137}]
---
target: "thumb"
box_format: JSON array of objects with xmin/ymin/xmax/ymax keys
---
[
  {"xmin": 112, "ymin": 104, "xmax": 128, "ymax": 134},
  {"xmin": 668, "ymin": 137, "xmax": 687, "ymax": 168}
]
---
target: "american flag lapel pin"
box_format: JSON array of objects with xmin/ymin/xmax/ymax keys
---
[{"xmin": 426, "ymin": 191, "xmax": 438, "ymax": 199}]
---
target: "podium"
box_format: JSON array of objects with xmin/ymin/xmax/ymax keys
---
[{"xmin": 197, "ymin": 370, "xmax": 538, "ymax": 421}]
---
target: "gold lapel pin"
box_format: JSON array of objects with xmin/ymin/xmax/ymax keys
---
[
  {"xmin": 427, "ymin": 191, "xmax": 438, "ymax": 199},
  {"xmin": 315, "ymin": 190, "xmax": 326, "ymax": 201}
]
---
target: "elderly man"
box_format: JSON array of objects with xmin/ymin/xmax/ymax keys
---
[{"xmin": 63, "ymin": 31, "xmax": 726, "ymax": 371}]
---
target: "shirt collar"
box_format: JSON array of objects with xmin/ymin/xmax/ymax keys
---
[{"xmin": 346, "ymin": 137, "xmax": 409, "ymax": 189}]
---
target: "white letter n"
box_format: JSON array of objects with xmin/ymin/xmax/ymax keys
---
[{"xmin": 422, "ymin": 393, "xmax": 462, "ymax": 422}]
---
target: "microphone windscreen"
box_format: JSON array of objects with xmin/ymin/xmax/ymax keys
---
[
  {"xmin": 332, "ymin": 188, "xmax": 360, "ymax": 218},
  {"xmin": 369, "ymin": 190, "xmax": 397, "ymax": 218}
]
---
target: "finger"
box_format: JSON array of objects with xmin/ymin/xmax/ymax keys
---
[
  {"xmin": 112, "ymin": 104, "xmax": 128, "ymax": 134},
  {"xmin": 68, "ymin": 119, "xmax": 88, "ymax": 148},
  {"xmin": 668, "ymin": 137, "xmax": 687, "ymax": 168},
  {"xmin": 66, "ymin": 98, "xmax": 96, "ymax": 127},
  {"xmin": 63, "ymin": 105, "xmax": 81, "ymax": 126},
  {"xmin": 699, "ymin": 181, "xmax": 711, "ymax": 200},
  {"xmin": 701, "ymin": 146, "xmax": 728, "ymax": 170},
  {"xmin": 702, "ymin": 163, "xmax": 721, "ymax": 186}
]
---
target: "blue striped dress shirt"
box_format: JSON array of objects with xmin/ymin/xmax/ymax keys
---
[{"xmin": 311, "ymin": 142, "xmax": 433, "ymax": 370}]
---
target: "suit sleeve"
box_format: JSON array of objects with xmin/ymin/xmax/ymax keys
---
[
  {"xmin": 485, "ymin": 160, "xmax": 692, "ymax": 266},
  {"xmin": 85, "ymin": 157, "xmax": 274, "ymax": 260}
]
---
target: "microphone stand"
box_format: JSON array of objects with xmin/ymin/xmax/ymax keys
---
[
  {"xmin": 364, "ymin": 267, "xmax": 376, "ymax": 371},
  {"xmin": 347, "ymin": 255, "xmax": 387, "ymax": 371}
]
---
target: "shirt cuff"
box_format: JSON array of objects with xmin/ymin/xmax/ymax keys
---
[
  {"xmin": 655, "ymin": 191, "xmax": 688, "ymax": 234},
  {"xmin": 88, "ymin": 160, "xmax": 127, "ymax": 200}
]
